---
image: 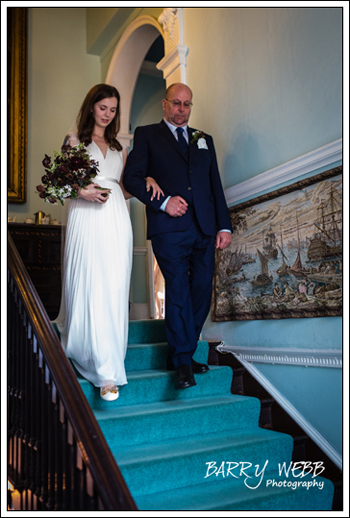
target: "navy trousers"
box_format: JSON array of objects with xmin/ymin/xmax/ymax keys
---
[{"xmin": 151, "ymin": 213, "xmax": 215, "ymax": 368}]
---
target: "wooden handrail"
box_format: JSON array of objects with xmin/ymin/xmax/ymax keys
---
[{"xmin": 8, "ymin": 232, "xmax": 137, "ymax": 510}]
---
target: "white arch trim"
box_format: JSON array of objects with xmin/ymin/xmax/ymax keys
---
[{"xmin": 106, "ymin": 16, "xmax": 164, "ymax": 145}]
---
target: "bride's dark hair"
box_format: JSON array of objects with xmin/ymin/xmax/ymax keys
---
[{"xmin": 77, "ymin": 84, "xmax": 122, "ymax": 151}]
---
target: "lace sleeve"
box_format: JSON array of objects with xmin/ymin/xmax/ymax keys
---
[{"xmin": 62, "ymin": 132, "xmax": 80, "ymax": 148}]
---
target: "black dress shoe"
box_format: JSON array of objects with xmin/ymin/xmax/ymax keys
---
[
  {"xmin": 191, "ymin": 359, "xmax": 209, "ymax": 374},
  {"xmin": 175, "ymin": 364, "xmax": 196, "ymax": 390},
  {"xmin": 167, "ymin": 358, "xmax": 209, "ymax": 374}
]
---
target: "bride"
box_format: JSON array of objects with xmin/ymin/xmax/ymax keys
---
[{"xmin": 55, "ymin": 84, "xmax": 163, "ymax": 401}]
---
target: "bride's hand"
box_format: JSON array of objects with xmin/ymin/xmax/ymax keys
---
[
  {"xmin": 146, "ymin": 177, "xmax": 164, "ymax": 201},
  {"xmin": 78, "ymin": 183, "xmax": 110, "ymax": 203}
]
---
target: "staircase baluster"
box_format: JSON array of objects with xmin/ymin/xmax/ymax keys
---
[
  {"xmin": 27, "ymin": 322, "xmax": 35, "ymax": 495},
  {"xmin": 31, "ymin": 334, "xmax": 41, "ymax": 500},
  {"xmin": 53, "ymin": 388, "xmax": 63, "ymax": 510},
  {"xmin": 35, "ymin": 346, "xmax": 44, "ymax": 507},
  {"xmin": 47, "ymin": 371, "xmax": 56, "ymax": 510},
  {"xmin": 59, "ymin": 403, "xmax": 70, "ymax": 510},
  {"xmin": 22, "ymin": 310, "xmax": 32, "ymax": 500},
  {"xmin": 66, "ymin": 421, "xmax": 75, "ymax": 509},
  {"xmin": 8, "ymin": 232, "xmax": 137, "ymax": 510}
]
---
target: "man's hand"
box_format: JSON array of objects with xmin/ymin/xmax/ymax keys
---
[
  {"xmin": 165, "ymin": 196, "xmax": 188, "ymax": 217},
  {"xmin": 216, "ymin": 231, "xmax": 232, "ymax": 250}
]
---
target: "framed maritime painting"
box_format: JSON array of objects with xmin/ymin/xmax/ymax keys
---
[{"xmin": 212, "ymin": 166, "xmax": 342, "ymax": 321}]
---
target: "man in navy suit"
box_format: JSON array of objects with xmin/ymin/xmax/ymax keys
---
[{"xmin": 123, "ymin": 83, "xmax": 232, "ymax": 390}]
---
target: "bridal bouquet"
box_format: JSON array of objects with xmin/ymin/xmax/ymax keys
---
[{"xmin": 36, "ymin": 143, "xmax": 101, "ymax": 205}]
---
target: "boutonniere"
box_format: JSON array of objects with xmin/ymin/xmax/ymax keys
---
[{"xmin": 190, "ymin": 130, "xmax": 208, "ymax": 149}]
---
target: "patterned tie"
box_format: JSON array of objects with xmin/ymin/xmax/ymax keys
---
[{"xmin": 176, "ymin": 127, "xmax": 188, "ymax": 157}]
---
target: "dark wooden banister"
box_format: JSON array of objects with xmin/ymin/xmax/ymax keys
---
[{"xmin": 8, "ymin": 232, "xmax": 137, "ymax": 510}]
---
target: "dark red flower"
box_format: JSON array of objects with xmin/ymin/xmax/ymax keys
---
[
  {"xmin": 42, "ymin": 154, "xmax": 51, "ymax": 168},
  {"xmin": 62, "ymin": 163, "xmax": 70, "ymax": 173},
  {"xmin": 39, "ymin": 144, "xmax": 100, "ymax": 205},
  {"xmin": 71, "ymin": 157, "xmax": 86, "ymax": 170}
]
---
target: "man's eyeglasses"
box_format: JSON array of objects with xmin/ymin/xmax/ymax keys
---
[{"xmin": 165, "ymin": 99, "xmax": 193, "ymax": 109}]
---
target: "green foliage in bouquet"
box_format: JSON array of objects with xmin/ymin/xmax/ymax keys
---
[{"xmin": 36, "ymin": 143, "xmax": 100, "ymax": 205}]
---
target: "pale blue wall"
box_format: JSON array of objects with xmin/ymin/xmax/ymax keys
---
[
  {"xmin": 181, "ymin": 7, "xmax": 343, "ymax": 461},
  {"xmin": 184, "ymin": 7, "xmax": 342, "ymax": 188},
  {"xmin": 204, "ymin": 314, "xmax": 342, "ymax": 352},
  {"xmin": 257, "ymin": 363, "xmax": 343, "ymax": 455}
]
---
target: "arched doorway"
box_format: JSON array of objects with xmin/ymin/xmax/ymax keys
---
[
  {"xmin": 106, "ymin": 16, "xmax": 164, "ymax": 148},
  {"xmin": 106, "ymin": 16, "xmax": 166, "ymax": 320}
]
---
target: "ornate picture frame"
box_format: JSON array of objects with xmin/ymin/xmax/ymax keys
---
[
  {"xmin": 8, "ymin": 7, "xmax": 28, "ymax": 204},
  {"xmin": 212, "ymin": 166, "xmax": 343, "ymax": 321}
]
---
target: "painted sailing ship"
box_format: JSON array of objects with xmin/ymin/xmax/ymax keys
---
[
  {"xmin": 307, "ymin": 182, "xmax": 342, "ymax": 261},
  {"xmin": 288, "ymin": 213, "xmax": 309, "ymax": 278},
  {"xmin": 263, "ymin": 226, "xmax": 278, "ymax": 258},
  {"xmin": 241, "ymin": 245, "xmax": 256, "ymax": 264},
  {"xmin": 289, "ymin": 249, "xmax": 309, "ymax": 278},
  {"xmin": 251, "ymin": 249, "xmax": 273, "ymax": 286},
  {"xmin": 276, "ymin": 226, "xmax": 290, "ymax": 276},
  {"xmin": 226, "ymin": 248, "xmax": 244, "ymax": 276}
]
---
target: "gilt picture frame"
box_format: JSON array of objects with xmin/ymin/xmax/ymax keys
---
[
  {"xmin": 212, "ymin": 166, "xmax": 343, "ymax": 321},
  {"xmin": 7, "ymin": 7, "xmax": 28, "ymax": 204}
]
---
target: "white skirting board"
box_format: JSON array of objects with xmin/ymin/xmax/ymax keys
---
[
  {"xmin": 216, "ymin": 343, "xmax": 342, "ymax": 470},
  {"xmin": 129, "ymin": 303, "xmax": 150, "ymax": 321}
]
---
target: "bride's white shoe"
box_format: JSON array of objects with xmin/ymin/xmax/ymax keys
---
[{"xmin": 100, "ymin": 385, "xmax": 119, "ymax": 401}]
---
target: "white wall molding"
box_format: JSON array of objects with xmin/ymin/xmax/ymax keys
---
[
  {"xmin": 216, "ymin": 344, "xmax": 342, "ymax": 368},
  {"xmin": 156, "ymin": 7, "xmax": 187, "ymax": 85},
  {"xmin": 225, "ymin": 139, "xmax": 342, "ymax": 206},
  {"xmin": 158, "ymin": 8, "xmax": 179, "ymax": 50},
  {"xmin": 218, "ymin": 347, "xmax": 342, "ymax": 469},
  {"xmin": 156, "ymin": 44, "xmax": 189, "ymax": 83}
]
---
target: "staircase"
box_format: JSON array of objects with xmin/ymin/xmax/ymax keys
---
[{"xmin": 73, "ymin": 320, "xmax": 334, "ymax": 511}]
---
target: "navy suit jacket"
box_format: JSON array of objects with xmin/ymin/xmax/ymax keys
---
[{"xmin": 123, "ymin": 120, "xmax": 232, "ymax": 239}]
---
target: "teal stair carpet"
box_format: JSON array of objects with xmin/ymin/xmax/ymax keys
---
[{"xmin": 55, "ymin": 320, "xmax": 334, "ymax": 510}]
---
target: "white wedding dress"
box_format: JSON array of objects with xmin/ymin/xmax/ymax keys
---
[{"xmin": 55, "ymin": 135, "xmax": 133, "ymax": 387}]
